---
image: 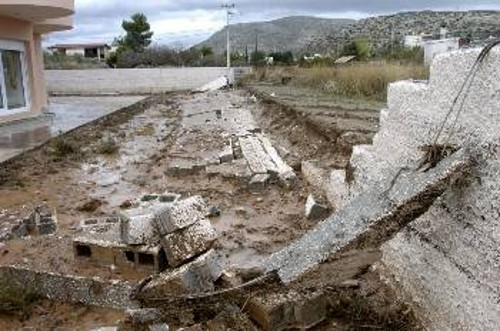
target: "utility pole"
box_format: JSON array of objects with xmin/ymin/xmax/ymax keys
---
[{"xmin": 222, "ymin": 3, "xmax": 235, "ymax": 68}]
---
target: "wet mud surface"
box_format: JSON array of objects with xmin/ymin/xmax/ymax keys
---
[{"xmin": 0, "ymin": 90, "xmax": 420, "ymax": 330}]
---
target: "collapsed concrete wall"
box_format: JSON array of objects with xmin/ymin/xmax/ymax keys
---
[
  {"xmin": 344, "ymin": 48, "xmax": 500, "ymax": 330},
  {"xmin": 0, "ymin": 266, "xmax": 138, "ymax": 310}
]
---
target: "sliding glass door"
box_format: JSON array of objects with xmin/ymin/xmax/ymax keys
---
[{"xmin": 0, "ymin": 40, "xmax": 29, "ymax": 116}]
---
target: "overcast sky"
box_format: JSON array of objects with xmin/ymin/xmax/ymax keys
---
[{"xmin": 45, "ymin": 0, "xmax": 500, "ymax": 47}]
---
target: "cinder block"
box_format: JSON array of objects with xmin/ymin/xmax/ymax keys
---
[
  {"xmin": 138, "ymin": 249, "xmax": 223, "ymax": 298},
  {"xmin": 154, "ymin": 196, "xmax": 207, "ymax": 235},
  {"xmin": 293, "ymin": 291, "xmax": 326, "ymax": 329},
  {"xmin": 245, "ymin": 290, "xmax": 326, "ymax": 331},
  {"xmin": 160, "ymin": 218, "xmax": 217, "ymax": 267}
]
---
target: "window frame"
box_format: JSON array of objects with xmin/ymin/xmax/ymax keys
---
[{"xmin": 0, "ymin": 39, "xmax": 31, "ymax": 116}]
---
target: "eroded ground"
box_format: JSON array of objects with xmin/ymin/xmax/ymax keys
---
[{"xmin": 0, "ymin": 90, "xmax": 420, "ymax": 330}]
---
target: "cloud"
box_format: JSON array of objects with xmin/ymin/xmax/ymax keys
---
[{"xmin": 45, "ymin": 0, "xmax": 500, "ymax": 46}]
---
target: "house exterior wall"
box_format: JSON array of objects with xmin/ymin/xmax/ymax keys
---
[
  {"xmin": 0, "ymin": 1, "xmax": 73, "ymax": 148},
  {"xmin": 345, "ymin": 48, "xmax": 500, "ymax": 330},
  {"xmin": 66, "ymin": 48, "xmax": 85, "ymax": 57},
  {"xmin": 0, "ymin": 15, "xmax": 41, "ymax": 125}
]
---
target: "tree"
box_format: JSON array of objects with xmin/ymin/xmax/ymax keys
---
[
  {"xmin": 200, "ymin": 45, "xmax": 213, "ymax": 58},
  {"xmin": 118, "ymin": 13, "xmax": 153, "ymax": 52},
  {"xmin": 342, "ymin": 39, "xmax": 372, "ymax": 61}
]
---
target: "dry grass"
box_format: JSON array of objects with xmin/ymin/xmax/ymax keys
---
[{"xmin": 244, "ymin": 62, "xmax": 429, "ymax": 102}]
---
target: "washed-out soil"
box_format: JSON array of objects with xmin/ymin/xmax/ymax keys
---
[{"xmin": 0, "ymin": 90, "xmax": 420, "ymax": 330}]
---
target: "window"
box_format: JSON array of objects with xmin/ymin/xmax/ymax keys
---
[{"xmin": 0, "ymin": 40, "xmax": 30, "ymax": 115}]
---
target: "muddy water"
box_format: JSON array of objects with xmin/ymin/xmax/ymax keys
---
[{"xmin": 75, "ymin": 103, "xmax": 179, "ymax": 211}]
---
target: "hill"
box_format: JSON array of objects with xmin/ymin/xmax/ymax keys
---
[
  {"xmin": 196, "ymin": 16, "xmax": 354, "ymax": 54},
  {"xmin": 306, "ymin": 11, "xmax": 500, "ymax": 55}
]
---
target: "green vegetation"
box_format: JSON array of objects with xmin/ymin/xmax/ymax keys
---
[
  {"xmin": 116, "ymin": 13, "xmax": 154, "ymax": 52},
  {"xmin": 44, "ymin": 53, "xmax": 108, "ymax": 70},
  {"xmin": 243, "ymin": 62, "xmax": 429, "ymax": 102},
  {"xmin": 108, "ymin": 12, "xmax": 154, "ymax": 67},
  {"xmin": 0, "ymin": 283, "xmax": 39, "ymax": 313},
  {"xmin": 341, "ymin": 38, "xmax": 372, "ymax": 61}
]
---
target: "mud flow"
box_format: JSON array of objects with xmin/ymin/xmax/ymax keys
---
[{"xmin": 0, "ymin": 91, "xmax": 420, "ymax": 330}]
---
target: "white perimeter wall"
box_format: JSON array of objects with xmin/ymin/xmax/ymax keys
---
[
  {"xmin": 45, "ymin": 67, "xmax": 231, "ymax": 95},
  {"xmin": 346, "ymin": 48, "xmax": 500, "ymax": 330}
]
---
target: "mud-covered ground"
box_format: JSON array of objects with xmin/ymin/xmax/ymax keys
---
[{"xmin": 0, "ymin": 90, "xmax": 420, "ymax": 330}]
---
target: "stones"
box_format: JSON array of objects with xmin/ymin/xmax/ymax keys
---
[
  {"xmin": 249, "ymin": 174, "xmax": 271, "ymax": 192},
  {"xmin": 324, "ymin": 169, "xmax": 349, "ymax": 211},
  {"xmin": 245, "ymin": 290, "xmax": 326, "ymax": 331},
  {"xmin": 340, "ymin": 279, "xmax": 361, "ymax": 289},
  {"xmin": 154, "ymin": 196, "xmax": 207, "ymax": 235},
  {"xmin": 305, "ymin": 195, "xmax": 328, "ymax": 220},
  {"xmin": 266, "ymin": 149, "xmax": 470, "ymax": 283},
  {"xmin": 219, "ymin": 145, "xmax": 234, "ymax": 164},
  {"xmin": 160, "ymin": 218, "xmax": 218, "ymax": 267},
  {"xmin": 207, "ymin": 205, "xmax": 221, "ymax": 218},
  {"xmin": 138, "ymin": 249, "xmax": 224, "ymax": 298},
  {"xmin": 121, "ymin": 308, "xmax": 164, "ymax": 329}
]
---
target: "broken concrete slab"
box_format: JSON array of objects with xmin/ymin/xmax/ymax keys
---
[
  {"xmin": 301, "ymin": 160, "xmax": 327, "ymax": 190},
  {"xmin": 138, "ymin": 249, "xmax": 224, "ymax": 298},
  {"xmin": 266, "ymin": 149, "xmax": 470, "ymax": 283},
  {"xmin": 249, "ymin": 174, "xmax": 271, "ymax": 192},
  {"xmin": 245, "ymin": 290, "xmax": 326, "ymax": 331},
  {"xmin": 239, "ymin": 135, "xmax": 277, "ymax": 175},
  {"xmin": 305, "ymin": 195, "xmax": 328, "ymax": 220},
  {"xmin": 324, "ymin": 169, "xmax": 349, "ymax": 210},
  {"xmin": 0, "ymin": 266, "xmax": 138, "ymax": 309},
  {"xmin": 195, "ymin": 76, "xmax": 228, "ymax": 93},
  {"xmin": 160, "ymin": 218, "xmax": 218, "ymax": 267},
  {"xmin": 259, "ymin": 135, "xmax": 297, "ymax": 187},
  {"xmin": 154, "ymin": 196, "xmax": 207, "ymax": 235}
]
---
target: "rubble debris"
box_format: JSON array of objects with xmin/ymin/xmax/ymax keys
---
[
  {"xmin": 159, "ymin": 192, "xmax": 181, "ymax": 203},
  {"xmin": 324, "ymin": 169, "xmax": 349, "ymax": 211},
  {"xmin": 244, "ymin": 290, "xmax": 326, "ymax": 331},
  {"xmin": 154, "ymin": 196, "xmax": 207, "ymax": 235},
  {"xmin": 249, "ymin": 174, "xmax": 271, "ymax": 192},
  {"xmin": 207, "ymin": 205, "xmax": 221, "ymax": 218},
  {"xmin": 137, "ymin": 249, "xmax": 224, "ymax": 298},
  {"xmin": 0, "ymin": 266, "xmax": 138, "ymax": 309},
  {"xmin": 119, "ymin": 308, "xmax": 164, "ymax": 330},
  {"xmin": 305, "ymin": 195, "xmax": 328, "ymax": 220},
  {"xmin": 0, "ymin": 205, "xmax": 58, "ymax": 241},
  {"xmin": 74, "ymin": 194, "xmax": 219, "ymax": 276},
  {"xmin": 219, "ymin": 144, "xmax": 234, "ymax": 164},
  {"xmin": 195, "ymin": 76, "xmax": 228, "ymax": 93},
  {"xmin": 266, "ymin": 148, "xmax": 470, "ymax": 283},
  {"xmin": 160, "ymin": 218, "xmax": 218, "ymax": 268}
]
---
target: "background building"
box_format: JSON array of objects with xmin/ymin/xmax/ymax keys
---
[{"xmin": 49, "ymin": 43, "xmax": 111, "ymax": 61}]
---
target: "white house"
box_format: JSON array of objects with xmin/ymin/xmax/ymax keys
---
[{"xmin": 49, "ymin": 43, "xmax": 111, "ymax": 61}]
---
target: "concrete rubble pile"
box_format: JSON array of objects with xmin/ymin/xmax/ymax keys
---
[
  {"xmin": 73, "ymin": 193, "xmax": 224, "ymax": 298},
  {"xmin": 0, "ymin": 204, "xmax": 57, "ymax": 241},
  {"xmin": 266, "ymin": 148, "xmax": 470, "ymax": 283}
]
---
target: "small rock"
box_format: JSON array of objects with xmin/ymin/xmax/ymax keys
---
[
  {"xmin": 340, "ymin": 279, "xmax": 361, "ymax": 289},
  {"xmin": 77, "ymin": 199, "xmax": 103, "ymax": 213},
  {"xmin": 305, "ymin": 195, "xmax": 328, "ymax": 220},
  {"xmin": 207, "ymin": 205, "xmax": 221, "ymax": 217},
  {"xmin": 120, "ymin": 200, "xmax": 133, "ymax": 209}
]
